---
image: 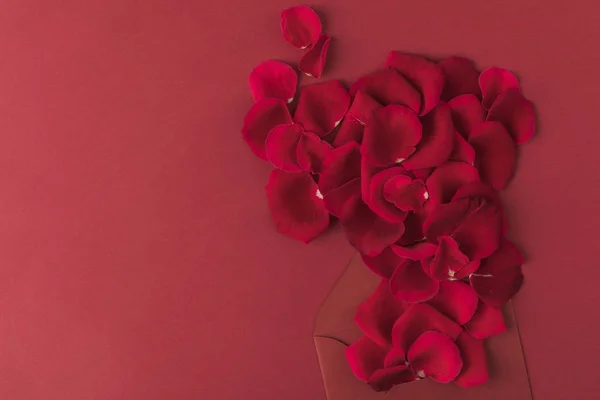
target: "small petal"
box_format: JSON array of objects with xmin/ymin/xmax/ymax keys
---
[
  {"xmin": 454, "ymin": 331, "xmax": 489, "ymax": 387},
  {"xmin": 248, "ymin": 60, "xmax": 298, "ymax": 103},
  {"xmin": 479, "ymin": 67, "xmax": 520, "ymax": 110},
  {"xmin": 294, "ymin": 80, "xmax": 351, "ymax": 136},
  {"xmin": 453, "ymin": 200, "xmax": 502, "ymax": 260},
  {"xmin": 423, "ymin": 198, "xmax": 471, "ymax": 242},
  {"xmin": 347, "ymin": 91, "xmax": 383, "ymax": 124},
  {"xmin": 369, "ymin": 365, "xmax": 417, "ymax": 391},
  {"xmin": 450, "ymin": 131, "xmax": 476, "ymax": 164},
  {"xmin": 345, "ymin": 336, "xmax": 388, "ymax": 381},
  {"xmin": 465, "ymin": 301, "xmax": 507, "ymax": 339},
  {"xmin": 425, "ymin": 161, "xmax": 480, "ymax": 204},
  {"xmin": 296, "ymin": 132, "xmax": 332, "ymax": 174},
  {"xmin": 448, "ymin": 94, "xmax": 486, "ymax": 138},
  {"xmin": 369, "ymin": 167, "xmax": 410, "ymax": 222},
  {"xmin": 299, "ymin": 34, "xmax": 331, "ymax": 78},
  {"xmin": 427, "ymin": 281, "xmax": 479, "ymax": 325},
  {"xmin": 487, "ymin": 88, "xmax": 536, "ymax": 144},
  {"xmin": 391, "ymin": 242, "xmax": 437, "ymax": 261},
  {"xmin": 469, "ymin": 121, "xmax": 517, "ymax": 190},
  {"xmin": 439, "ymin": 56, "xmax": 481, "ymax": 101},
  {"xmin": 323, "ymin": 177, "xmax": 361, "ymax": 217},
  {"xmin": 361, "ymin": 246, "xmax": 404, "ymax": 279},
  {"xmin": 332, "ymin": 119, "xmax": 365, "ymax": 147},
  {"xmin": 265, "ymin": 170, "xmax": 329, "ymax": 243},
  {"xmin": 350, "ymin": 69, "xmax": 421, "ymax": 113},
  {"xmin": 241, "ymin": 99, "xmax": 293, "ymax": 160},
  {"xmin": 318, "ymin": 142, "xmax": 361, "ymax": 195},
  {"xmin": 383, "ymin": 175, "xmax": 428, "ymax": 212},
  {"xmin": 265, "ymin": 124, "xmax": 303, "ymax": 172},
  {"xmin": 428, "ymin": 236, "xmax": 470, "ymax": 281},
  {"xmin": 390, "ymin": 259, "xmax": 439, "ymax": 303},
  {"xmin": 280, "ymin": 6, "xmax": 322, "ymax": 49},
  {"xmin": 407, "ymin": 331, "xmax": 463, "ymax": 383}
]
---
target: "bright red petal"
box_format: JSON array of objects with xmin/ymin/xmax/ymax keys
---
[
  {"xmin": 369, "ymin": 167, "xmax": 410, "ymax": 222},
  {"xmin": 425, "ymin": 161, "xmax": 480, "ymax": 204},
  {"xmin": 332, "ymin": 119, "xmax": 365, "ymax": 147},
  {"xmin": 479, "ymin": 67, "xmax": 520, "ymax": 110},
  {"xmin": 469, "ymin": 121, "xmax": 517, "ymax": 190},
  {"xmin": 241, "ymin": 99, "xmax": 293, "ymax": 160},
  {"xmin": 383, "ymin": 175, "xmax": 428, "ymax": 212},
  {"xmin": 439, "ymin": 56, "xmax": 481, "ymax": 101},
  {"xmin": 347, "ymin": 90, "xmax": 383, "ymax": 125},
  {"xmin": 248, "ymin": 60, "xmax": 298, "ymax": 103},
  {"xmin": 464, "ymin": 301, "xmax": 507, "ymax": 339},
  {"xmin": 265, "ymin": 124, "xmax": 303, "ymax": 172},
  {"xmin": 454, "ymin": 331, "xmax": 489, "ymax": 387},
  {"xmin": 428, "ymin": 236, "xmax": 470, "ymax": 281},
  {"xmin": 318, "ymin": 142, "xmax": 361, "ymax": 194},
  {"xmin": 298, "ymin": 34, "xmax": 331, "ymax": 78},
  {"xmin": 390, "ymin": 259, "xmax": 439, "ymax": 303},
  {"xmin": 428, "ymin": 281, "xmax": 478, "ymax": 325},
  {"xmin": 368, "ymin": 365, "xmax": 418, "ymax": 391},
  {"xmin": 350, "ymin": 69, "xmax": 421, "ymax": 113},
  {"xmin": 453, "ymin": 200, "xmax": 502, "ymax": 260},
  {"xmin": 450, "ymin": 131, "xmax": 476, "ymax": 165},
  {"xmin": 487, "ymin": 88, "xmax": 536, "ymax": 144},
  {"xmin": 294, "ymin": 80, "xmax": 351, "ymax": 136},
  {"xmin": 361, "ymin": 247, "xmax": 403, "ymax": 279},
  {"xmin": 345, "ymin": 336, "xmax": 388, "ymax": 381},
  {"xmin": 407, "ymin": 331, "xmax": 463, "ymax": 383},
  {"xmin": 391, "ymin": 242, "xmax": 437, "ymax": 261},
  {"xmin": 296, "ymin": 132, "xmax": 332, "ymax": 174},
  {"xmin": 280, "ymin": 6, "xmax": 322, "ymax": 49},
  {"xmin": 423, "ymin": 199, "xmax": 471, "ymax": 242},
  {"xmin": 323, "ymin": 177, "xmax": 361, "ymax": 217},
  {"xmin": 448, "ymin": 94, "xmax": 486, "ymax": 138}
]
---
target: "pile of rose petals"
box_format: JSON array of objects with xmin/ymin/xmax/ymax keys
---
[{"xmin": 242, "ymin": 5, "xmax": 535, "ymax": 391}]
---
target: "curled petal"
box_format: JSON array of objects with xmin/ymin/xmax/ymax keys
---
[
  {"xmin": 424, "ymin": 198, "xmax": 471, "ymax": 242},
  {"xmin": 241, "ymin": 99, "xmax": 293, "ymax": 160},
  {"xmin": 425, "ymin": 161, "xmax": 480, "ymax": 204},
  {"xmin": 345, "ymin": 336, "xmax": 388, "ymax": 381},
  {"xmin": 479, "ymin": 67, "xmax": 520, "ymax": 110},
  {"xmin": 391, "ymin": 242, "xmax": 437, "ymax": 261},
  {"xmin": 361, "ymin": 247, "xmax": 403, "ymax": 279},
  {"xmin": 453, "ymin": 200, "xmax": 502, "ymax": 260},
  {"xmin": 369, "ymin": 167, "xmax": 410, "ymax": 222},
  {"xmin": 323, "ymin": 177, "xmax": 361, "ymax": 217},
  {"xmin": 469, "ymin": 121, "xmax": 517, "ymax": 190},
  {"xmin": 448, "ymin": 94, "xmax": 486, "ymax": 138},
  {"xmin": 384, "ymin": 348, "xmax": 408, "ymax": 368},
  {"xmin": 384, "ymin": 175, "xmax": 428, "ymax": 212},
  {"xmin": 450, "ymin": 131, "xmax": 476, "ymax": 165},
  {"xmin": 429, "ymin": 236, "xmax": 470, "ymax": 281},
  {"xmin": 439, "ymin": 56, "xmax": 481, "ymax": 101},
  {"xmin": 454, "ymin": 331, "xmax": 489, "ymax": 387},
  {"xmin": 350, "ymin": 69, "xmax": 421, "ymax": 113},
  {"xmin": 487, "ymin": 88, "xmax": 536, "ymax": 144},
  {"xmin": 296, "ymin": 132, "xmax": 332, "ymax": 174},
  {"xmin": 265, "ymin": 170, "xmax": 329, "ymax": 243},
  {"xmin": 427, "ymin": 281, "xmax": 479, "ymax": 325},
  {"xmin": 390, "ymin": 259, "xmax": 439, "ymax": 303},
  {"xmin": 318, "ymin": 142, "xmax": 361, "ymax": 195},
  {"xmin": 407, "ymin": 331, "xmax": 463, "ymax": 383},
  {"xmin": 347, "ymin": 91, "xmax": 383, "ymax": 125},
  {"xmin": 465, "ymin": 301, "xmax": 507, "ymax": 339},
  {"xmin": 280, "ymin": 6, "xmax": 322, "ymax": 49},
  {"xmin": 248, "ymin": 60, "xmax": 298, "ymax": 103},
  {"xmin": 332, "ymin": 119, "xmax": 364, "ymax": 147},
  {"xmin": 294, "ymin": 80, "xmax": 351, "ymax": 136},
  {"xmin": 265, "ymin": 124, "xmax": 303, "ymax": 172},
  {"xmin": 299, "ymin": 34, "xmax": 331, "ymax": 78},
  {"xmin": 369, "ymin": 365, "xmax": 417, "ymax": 391}
]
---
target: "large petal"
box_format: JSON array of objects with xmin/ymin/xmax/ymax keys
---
[
  {"xmin": 383, "ymin": 175, "xmax": 428, "ymax": 212},
  {"xmin": 345, "ymin": 336, "xmax": 388, "ymax": 381},
  {"xmin": 248, "ymin": 60, "xmax": 298, "ymax": 103},
  {"xmin": 323, "ymin": 177, "xmax": 361, "ymax": 217},
  {"xmin": 241, "ymin": 98, "xmax": 293, "ymax": 160},
  {"xmin": 390, "ymin": 259, "xmax": 439, "ymax": 303},
  {"xmin": 294, "ymin": 80, "xmax": 351, "ymax": 136},
  {"xmin": 332, "ymin": 119, "xmax": 365, "ymax": 147},
  {"xmin": 469, "ymin": 121, "xmax": 517, "ymax": 190},
  {"xmin": 439, "ymin": 56, "xmax": 481, "ymax": 101},
  {"xmin": 479, "ymin": 67, "xmax": 520, "ymax": 110},
  {"xmin": 464, "ymin": 301, "xmax": 507, "ymax": 339},
  {"xmin": 425, "ymin": 161, "xmax": 480, "ymax": 204},
  {"xmin": 350, "ymin": 69, "xmax": 421, "ymax": 113},
  {"xmin": 450, "ymin": 131, "xmax": 476, "ymax": 165},
  {"xmin": 265, "ymin": 124, "xmax": 303, "ymax": 172},
  {"xmin": 487, "ymin": 88, "xmax": 536, "ymax": 144},
  {"xmin": 347, "ymin": 90, "xmax": 383, "ymax": 125},
  {"xmin": 423, "ymin": 198, "xmax": 471, "ymax": 242},
  {"xmin": 454, "ymin": 331, "xmax": 489, "ymax": 387},
  {"xmin": 318, "ymin": 142, "xmax": 361, "ymax": 194},
  {"xmin": 298, "ymin": 34, "xmax": 331, "ymax": 78},
  {"xmin": 296, "ymin": 132, "xmax": 332, "ymax": 174},
  {"xmin": 453, "ymin": 199, "xmax": 502, "ymax": 260},
  {"xmin": 407, "ymin": 331, "xmax": 463, "ymax": 383},
  {"xmin": 280, "ymin": 6, "xmax": 322, "ymax": 49},
  {"xmin": 369, "ymin": 365, "xmax": 418, "ymax": 391},
  {"xmin": 428, "ymin": 236, "xmax": 470, "ymax": 281},
  {"xmin": 448, "ymin": 94, "xmax": 486, "ymax": 138},
  {"xmin": 361, "ymin": 246, "xmax": 403, "ymax": 279},
  {"xmin": 369, "ymin": 167, "xmax": 410, "ymax": 222},
  {"xmin": 427, "ymin": 281, "xmax": 479, "ymax": 325},
  {"xmin": 265, "ymin": 170, "xmax": 329, "ymax": 243},
  {"xmin": 361, "ymin": 105, "xmax": 422, "ymax": 167},
  {"xmin": 384, "ymin": 51, "xmax": 445, "ymax": 115}
]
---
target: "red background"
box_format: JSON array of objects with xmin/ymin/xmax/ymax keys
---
[{"xmin": 0, "ymin": 1, "xmax": 598, "ymax": 399}]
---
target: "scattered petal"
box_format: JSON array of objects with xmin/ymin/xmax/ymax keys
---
[
  {"xmin": 345, "ymin": 336, "xmax": 388, "ymax": 381},
  {"xmin": 454, "ymin": 331, "xmax": 489, "ymax": 387},
  {"xmin": 428, "ymin": 281, "xmax": 479, "ymax": 324},
  {"xmin": 361, "ymin": 247, "xmax": 403, "ymax": 279},
  {"xmin": 408, "ymin": 331, "xmax": 463, "ymax": 383},
  {"xmin": 479, "ymin": 67, "xmax": 520, "ymax": 110},
  {"xmin": 265, "ymin": 124, "xmax": 303, "ymax": 172},
  {"xmin": 425, "ymin": 161, "xmax": 480, "ymax": 204},
  {"xmin": 439, "ymin": 56, "xmax": 481, "ymax": 101},
  {"xmin": 384, "ymin": 348, "xmax": 407, "ymax": 368},
  {"xmin": 390, "ymin": 259, "xmax": 439, "ymax": 303},
  {"xmin": 450, "ymin": 131, "xmax": 476, "ymax": 164},
  {"xmin": 424, "ymin": 198, "xmax": 471, "ymax": 242},
  {"xmin": 296, "ymin": 132, "xmax": 332, "ymax": 174},
  {"xmin": 280, "ymin": 6, "xmax": 322, "ymax": 49},
  {"xmin": 369, "ymin": 167, "xmax": 410, "ymax": 222},
  {"xmin": 294, "ymin": 80, "xmax": 351, "ymax": 136},
  {"xmin": 369, "ymin": 365, "xmax": 418, "ymax": 391},
  {"xmin": 332, "ymin": 119, "xmax": 365, "ymax": 147},
  {"xmin": 487, "ymin": 88, "xmax": 536, "ymax": 144},
  {"xmin": 323, "ymin": 177, "xmax": 361, "ymax": 217},
  {"xmin": 248, "ymin": 60, "xmax": 298, "ymax": 103},
  {"xmin": 242, "ymin": 99, "xmax": 293, "ymax": 160},
  {"xmin": 318, "ymin": 142, "xmax": 361, "ymax": 195},
  {"xmin": 350, "ymin": 69, "xmax": 421, "ymax": 113},
  {"xmin": 299, "ymin": 34, "xmax": 331, "ymax": 78},
  {"xmin": 453, "ymin": 260, "xmax": 481, "ymax": 280},
  {"xmin": 391, "ymin": 242, "xmax": 437, "ymax": 261},
  {"xmin": 452, "ymin": 181, "xmax": 508, "ymax": 234},
  {"xmin": 383, "ymin": 175, "xmax": 428, "ymax": 212},
  {"xmin": 453, "ymin": 200, "xmax": 502, "ymax": 260},
  {"xmin": 469, "ymin": 121, "xmax": 517, "ymax": 190},
  {"xmin": 347, "ymin": 91, "xmax": 383, "ymax": 124},
  {"xmin": 448, "ymin": 94, "xmax": 486, "ymax": 138},
  {"xmin": 465, "ymin": 301, "xmax": 507, "ymax": 339},
  {"xmin": 428, "ymin": 236, "xmax": 471, "ymax": 281},
  {"xmin": 396, "ymin": 210, "xmax": 427, "ymax": 246},
  {"xmin": 361, "ymin": 157, "xmax": 385, "ymax": 204}
]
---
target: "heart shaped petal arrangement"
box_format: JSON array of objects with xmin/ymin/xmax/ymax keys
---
[{"xmin": 241, "ymin": 6, "xmax": 535, "ymax": 391}]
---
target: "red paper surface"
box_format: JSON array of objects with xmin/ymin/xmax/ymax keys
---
[{"xmin": 0, "ymin": 1, "xmax": 599, "ymax": 399}]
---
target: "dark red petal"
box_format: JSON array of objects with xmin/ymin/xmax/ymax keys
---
[
  {"xmin": 429, "ymin": 236, "xmax": 470, "ymax": 281},
  {"xmin": 452, "ymin": 181, "xmax": 508, "ymax": 235},
  {"xmin": 450, "ymin": 131, "xmax": 476, "ymax": 164},
  {"xmin": 361, "ymin": 158, "xmax": 385, "ymax": 203},
  {"xmin": 369, "ymin": 365, "xmax": 418, "ymax": 391},
  {"xmin": 323, "ymin": 177, "xmax": 361, "ymax": 217},
  {"xmin": 241, "ymin": 98, "xmax": 293, "ymax": 160},
  {"xmin": 265, "ymin": 170, "xmax": 329, "ymax": 243},
  {"xmin": 345, "ymin": 336, "xmax": 388, "ymax": 381},
  {"xmin": 427, "ymin": 281, "xmax": 478, "ymax": 325},
  {"xmin": 402, "ymin": 102, "xmax": 454, "ymax": 171},
  {"xmin": 396, "ymin": 210, "xmax": 427, "ymax": 246},
  {"xmin": 384, "ymin": 52, "xmax": 445, "ymax": 115},
  {"xmin": 318, "ymin": 142, "xmax": 361, "ymax": 194},
  {"xmin": 332, "ymin": 119, "xmax": 365, "ymax": 147},
  {"xmin": 383, "ymin": 175, "xmax": 428, "ymax": 212},
  {"xmin": 391, "ymin": 242, "xmax": 437, "ymax": 261},
  {"xmin": 298, "ymin": 34, "xmax": 331, "ymax": 78},
  {"xmin": 369, "ymin": 167, "xmax": 410, "ymax": 222},
  {"xmin": 347, "ymin": 90, "xmax": 383, "ymax": 125},
  {"xmin": 453, "ymin": 200, "xmax": 502, "ymax": 260},
  {"xmin": 341, "ymin": 196, "xmax": 406, "ymax": 256},
  {"xmin": 362, "ymin": 105, "xmax": 422, "ymax": 167},
  {"xmin": 265, "ymin": 124, "xmax": 303, "ymax": 172},
  {"xmin": 470, "ymin": 239, "xmax": 524, "ymax": 307},
  {"xmin": 454, "ymin": 331, "xmax": 489, "ymax": 387},
  {"xmin": 280, "ymin": 6, "xmax": 322, "ymax": 49},
  {"xmin": 248, "ymin": 60, "xmax": 298, "ymax": 103},
  {"xmin": 464, "ymin": 301, "xmax": 507, "ymax": 339},
  {"xmin": 407, "ymin": 331, "xmax": 463, "ymax": 383},
  {"xmin": 294, "ymin": 80, "xmax": 351, "ymax": 136},
  {"xmin": 453, "ymin": 260, "xmax": 481, "ymax": 280},
  {"xmin": 355, "ymin": 280, "xmax": 408, "ymax": 347},
  {"xmin": 390, "ymin": 259, "xmax": 439, "ymax": 303},
  {"xmin": 439, "ymin": 56, "xmax": 481, "ymax": 101},
  {"xmin": 479, "ymin": 67, "xmax": 520, "ymax": 110},
  {"xmin": 411, "ymin": 167, "xmax": 434, "ymax": 181},
  {"xmin": 487, "ymin": 88, "xmax": 536, "ymax": 144},
  {"xmin": 350, "ymin": 69, "xmax": 421, "ymax": 113},
  {"xmin": 448, "ymin": 94, "xmax": 486, "ymax": 138},
  {"xmin": 384, "ymin": 348, "xmax": 407, "ymax": 368},
  {"xmin": 469, "ymin": 121, "xmax": 516, "ymax": 190},
  {"xmin": 423, "ymin": 199, "xmax": 471, "ymax": 242},
  {"xmin": 296, "ymin": 132, "xmax": 332, "ymax": 174},
  {"xmin": 392, "ymin": 303, "xmax": 462, "ymax": 352},
  {"xmin": 425, "ymin": 162, "xmax": 480, "ymax": 204},
  {"xmin": 361, "ymin": 247, "xmax": 403, "ymax": 279}
]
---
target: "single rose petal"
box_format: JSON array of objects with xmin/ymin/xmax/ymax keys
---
[
  {"xmin": 453, "ymin": 200, "xmax": 502, "ymax": 260},
  {"xmin": 450, "ymin": 131, "xmax": 476, "ymax": 164},
  {"xmin": 345, "ymin": 336, "xmax": 389, "ymax": 381},
  {"xmin": 361, "ymin": 105, "xmax": 422, "ymax": 167},
  {"xmin": 355, "ymin": 280, "xmax": 408, "ymax": 346},
  {"xmin": 390, "ymin": 259, "xmax": 439, "ymax": 303},
  {"xmin": 428, "ymin": 281, "xmax": 479, "ymax": 325},
  {"xmin": 369, "ymin": 167, "xmax": 410, "ymax": 222},
  {"xmin": 470, "ymin": 239, "xmax": 524, "ymax": 307},
  {"xmin": 454, "ymin": 331, "xmax": 489, "ymax": 387},
  {"xmin": 318, "ymin": 142, "xmax": 361, "ymax": 195},
  {"xmin": 298, "ymin": 34, "xmax": 331, "ymax": 78},
  {"xmin": 465, "ymin": 301, "xmax": 507, "ymax": 339},
  {"xmin": 347, "ymin": 90, "xmax": 383, "ymax": 125},
  {"xmin": 369, "ymin": 365, "xmax": 418, "ymax": 391},
  {"xmin": 280, "ymin": 6, "xmax": 322, "ymax": 49},
  {"xmin": 332, "ymin": 119, "xmax": 365, "ymax": 147},
  {"xmin": 384, "ymin": 348, "xmax": 407, "ymax": 368},
  {"xmin": 323, "ymin": 177, "xmax": 361, "ymax": 217},
  {"xmin": 439, "ymin": 56, "xmax": 481, "ymax": 101},
  {"xmin": 241, "ymin": 98, "xmax": 293, "ymax": 160},
  {"xmin": 425, "ymin": 162, "xmax": 480, "ymax": 204},
  {"xmin": 402, "ymin": 102, "xmax": 454, "ymax": 170},
  {"xmin": 296, "ymin": 132, "xmax": 332, "ymax": 174},
  {"xmin": 391, "ymin": 242, "xmax": 437, "ymax": 261},
  {"xmin": 452, "ymin": 181, "xmax": 508, "ymax": 234},
  {"xmin": 265, "ymin": 170, "xmax": 329, "ymax": 243},
  {"xmin": 265, "ymin": 124, "xmax": 303, "ymax": 172},
  {"xmin": 396, "ymin": 211, "xmax": 427, "ymax": 246},
  {"xmin": 479, "ymin": 67, "xmax": 520, "ymax": 110},
  {"xmin": 469, "ymin": 121, "xmax": 517, "ymax": 191},
  {"xmin": 341, "ymin": 196, "xmax": 406, "ymax": 256},
  {"xmin": 424, "ymin": 198, "xmax": 471, "ymax": 242},
  {"xmin": 350, "ymin": 69, "xmax": 421, "ymax": 113},
  {"xmin": 294, "ymin": 80, "xmax": 351, "ymax": 136},
  {"xmin": 361, "ymin": 247, "xmax": 403, "ymax": 279},
  {"xmin": 429, "ymin": 236, "xmax": 470, "ymax": 281},
  {"xmin": 248, "ymin": 60, "xmax": 298, "ymax": 103},
  {"xmin": 487, "ymin": 88, "xmax": 536, "ymax": 144},
  {"xmin": 448, "ymin": 94, "xmax": 486, "ymax": 138},
  {"xmin": 407, "ymin": 331, "xmax": 463, "ymax": 383},
  {"xmin": 383, "ymin": 175, "xmax": 428, "ymax": 212},
  {"xmin": 384, "ymin": 52, "xmax": 445, "ymax": 115}
]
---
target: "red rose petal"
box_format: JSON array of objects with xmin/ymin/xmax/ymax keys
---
[
  {"xmin": 332, "ymin": 119, "xmax": 365, "ymax": 147},
  {"xmin": 361, "ymin": 105, "xmax": 422, "ymax": 167},
  {"xmin": 347, "ymin": 90, "xmax": 383, "ymax": 125},
  {"xmin": 241, "ymin": 98, "xmax": 293, "ymax": 160},
  {"xmin": 296, "ymin": 132, "xmax": 332, "ymax": 174},
  {"xmin": 423, "ymin": 198, "xmax": 471, "ymax": 242},
  {"xmin": 298, "ymin": 34, "xmax": 331, "ymax": 78},
  {"xmin": 391, "ymin": 242, "xmax": 437, "ymax": 261},
  {"xmin": 453, "ymin": 260, "xmax": 481, "ymax": 280},
  {"xmin": 428, "ymin": 281, "xmax": 479, "ymax": 325},
  {"xmin": 407, "ymin": 331, "xmax": 463, "ymax": 383},
  {"xmin": 384, "ymin": 348, "xmax": 407, "ymax": 368},
  {"xmin": 361, "ymin": 158, "xmax": 385, "ymax": 204},
  {"xmin": 396, "ymin": 210, "xmax": 427, "ymax": 246},
  {"xmin": 448, "ymin": 94, "xmax": 486, "ymax": 138},
  {"xmin": 452, "ymin": 181, "xmax": 508, "ymax": 235},
  {"xmin": 248, "ymin": 60, "xmax": 298, "ymax": 103},
  {"xmin": 369, "ymin": 167, "xmax": 410, "ymax": 222},
  {"xmin": 383, "ymin": 175, "xmax": 428, "ymax": 212},
  {"xmin": 402, "ymin": 102, "xmax": 454, "ymax": 171},
  {"xmin": 350, "ymin": 69, "xmax": 421, "ymax": 113},
  {"xmin": 454, "ymin": 331, "xmax": 489, "ymax": 387},
  {"xmin": 453, "ymin": 200, "xmax": 502, "ymax": 260},
  {"xmin": 265, "ymin": 170, "xmax": 329, "ymax": 243},
  {"xmin": 425, "ymin": 161, "xmax": 480, "ymax": 204},
  {"xmin": 450, "ymin": 131, "xmax": 476, "ymax": 164},
  {"xmin": 361, "ymin": 247, "xmax": 404, "ymax": 279},
  {"xmin": 323, "ymin": 177, "xmax": 361, "ymax": 217},
  {"xmin": 355, "ymin": 280, "xmax": 408, "ymax": 347},
  {"xmin": 390, "ymin": 259, "xmax": 439, "ymax": 303},
  {"xmin": 265, "ymin": 124, "xmax": 303, "ymax": 172},
  {"xmin": 479, "ymin": 67, "xmax": 520, "ymax": 110},
  {"xmin": 469, "ymin": 121, "xmax": 517, "ymax": 190},
  {"xmin": 280, "ymin": 6, "xmax": 322, "ymax": 49},
  {"xmin": 487, "ymin": 88, "xmax": 536, "ymax": 144},
  {"xmin": 385, "ymin": 52, "xmax": 445, "ymax": 115},
  {"xmin": 369, "ymin": 365, "xmax": 418, "ymax": 391},
  {"xmin": 392, "ymin": 303, "xmax": 462, "ymax": 352},
  {"xmin": 465, "ymin": 301, "xmax": 507, "ymax": 339},
  {"xmin": 470, "ymin": 239, "xmax": 524, "ymax": 307},
  {"xmin": 439, "ymin": 56, "xmax": 481, "ymax": 101},
  {"xmin": 294, "ymin": 80, "xmax": 351, "ymax": 136},
  {"xmin": 428, "ymin": 236, "xmax": 470, "ymax": 281},
  {"xmin": 411, "ymin": 168, "xmax": 434, "ymax": 181},
  {"xmin": 345, "ymin": 336, "xmax": 388, "ymax": 381},
  {"xmin": 318, "ymin": 142, "xmax": 361, "ymax": 195}
]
